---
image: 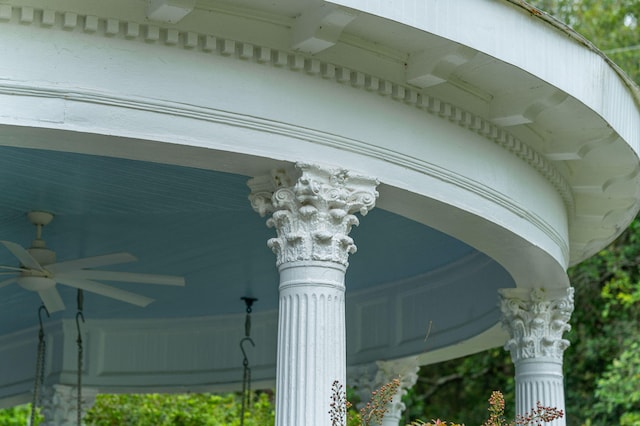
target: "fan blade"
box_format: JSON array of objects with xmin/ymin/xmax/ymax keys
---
[
  {"xmin": 37, "ymin": 287, "xmax": 65, "ymax": 313},
  {"xmin": 0, "ymin": 265, "xmax": 28, "ymax": 272},
  {"xmin": 47, "ymin": 253, "xmax": 138, "ymax": 274},
  {"xmin": 59, "ymin": 270, "xmax": 185, "ymax": 286},
  {"xmin": 56, "ymin": 277, "xmax": 154, "ymax": 307},
  {"xmin": 0, "ymin": 241, "xmax": 44, "ymax": 272},
  {"xmin": 0, "ymin": 277, "xmax": 16, "ymax": 288}
]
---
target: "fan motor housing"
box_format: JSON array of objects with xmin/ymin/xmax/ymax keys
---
[
  {"xmin": 17, "ymin": 276, "xmax": 56, "ymax": 291},
  {"xmin": 28, "ymin": 247, "xmax": 56, "ymax": 266}
]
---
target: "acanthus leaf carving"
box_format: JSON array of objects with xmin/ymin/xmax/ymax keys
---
[
  {"xmin": 499, "ymin": 287, "xmax": 574, "ymax": 363},
  {"xmin": 248, "ymin": 163, "xmax": 379, "ymax": 266}
]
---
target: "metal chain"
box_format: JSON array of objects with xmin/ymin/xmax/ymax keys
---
[
  {"xmin": 239, "ymin": 297, "xmax": 257, "ymax": 426},
  {"xmin": 30, "ymin": 330, "xmax": 45, "ymax": 425},
  {"xmin": 31, "ymin": 305, "xmax": 49, "ymax": 426},
  {"xmin": 76, "ymin": 316, "xmax": 83, "ymax": 426},
  {"xmin": 76, "ymin": 290, "xmax": 85, "ymax": 426},
  {"xmin": 240, "ymin": 357, "xmax": 251, "ymax": 426}
]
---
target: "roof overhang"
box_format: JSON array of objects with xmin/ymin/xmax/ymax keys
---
[{"xmin": 0, "ymin": 0, "xmax": 638, "ymax": 403}]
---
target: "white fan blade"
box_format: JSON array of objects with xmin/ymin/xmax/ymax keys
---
[
  {"xmin": 0, "ymin": 241, "xmax": 44, "ymax": 272},
  {"xmin": 0, "ymin": 277, "xmax": 16, "ymax": 288},
  {"xmin": 37, "ymin": 287, "xmax": 65, "ymax": 313},
  {"xmin": 56, "ymin": 277, "xmax": 154, "ymax": 307},
  {"xmin": 59, "ymin": 270, "xmax": 185, "ymax": 286},
  {"xmin": 0, "ymin": 265, "xmax": 28, "ymax": 272},
  {"xmin": 47, "ymin": 253, "xmax": 138, "ymax": 274}
]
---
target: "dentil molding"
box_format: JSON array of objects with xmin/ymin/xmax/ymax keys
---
[{"xmin": 0, "ymin": 3, "xmax": 573, "ymax": 217}]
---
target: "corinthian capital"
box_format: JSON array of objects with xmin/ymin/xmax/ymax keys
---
[
  {"xmin": 499, "ymin": 287, "xmax": 574, "ymax": 362},
  {"xmin": 248, "ymin": 163, "xmax": 379, "ymax": 266}
]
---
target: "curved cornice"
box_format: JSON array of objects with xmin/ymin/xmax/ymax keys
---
[
  {"xmin": 0, "ymin": 4, "xmax": 574, "ymax": 215},
  {"xmin": 505, "ymin": 0, "xmax": 640, "ymax": 109},
  {"xmin": 0, "ymin": 80, "xmax": 571, "ymax": 262}
]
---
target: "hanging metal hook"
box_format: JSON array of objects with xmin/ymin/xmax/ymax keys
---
[
  {"xmin": 38, "ymin": 304, "xmax": 49, "ymax": 329},
  {"xmin": 240, "ymin": 336, "xmax": 255, "ymax": 367},
  {"xmin": 38, "ymin": 304, "xmax": 49, "ymax": 339},
  {"xmin": 38, "ymin": 303, "xmax": 50, "ymax": 327}
]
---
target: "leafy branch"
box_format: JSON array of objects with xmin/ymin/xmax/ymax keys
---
[{"xmin": 332, "ymin": 382, "xmax": 562, "ymax": 426}]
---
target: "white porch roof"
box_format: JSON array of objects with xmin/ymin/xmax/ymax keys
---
[{"xmin": 0, "ymin": 0, "xmax": 637, "ymax": 405}]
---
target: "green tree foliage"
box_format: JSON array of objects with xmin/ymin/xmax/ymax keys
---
[
  {"xmin": 1, "ymin": 2, "xmax": 638, "ymax": 425},
  {"xmin": 404, "ymin": 349, "xmax": 515, "ymax": 425},
  {"xmin": 531, "ymin": 0, "xmax": 640, "ymax": 83},
  {"xmin": 0, "ymin": 393, "xmax": 275, "ymax": 425},
  {"xmin": 531, "ymin": 4, "xmax": 640, "ymax": 423},
  {"xmin": 0, "ymin": 393, "xmax": 274, "ymax": 425},
  {"xmin": 405, "ymin": 4, "xmax": 640, "ymax": 425},
  {"xmin": 585, "ymin": 223, "xmax": 640, "ymax": 421},
  {"xmin": 82, "ymin": 392, "xmax": 274, "ymax": 426},
  {"xmin": 0, "ymin": 404, "xmax": 40, "ymax": 425},
  {"xmin": 408, "ymin": 187, "xmax": 640, "ymax": 425},
  {"xmin": 408, "ymin": 205, "xmax": 640, "ymax": 426},
  {"xmin": 563, "ymin": 220, "xmax": 640, "ymax": 424}
]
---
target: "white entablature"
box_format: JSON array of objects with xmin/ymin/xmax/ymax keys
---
[{"xmin": 0, "ymin": 0, "xmax": 638, "ymax": 423}]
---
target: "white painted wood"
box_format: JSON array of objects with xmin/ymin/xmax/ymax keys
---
[
  {"xmin": 147, "ymin": 0, "xmax": 196, "ymax": 23},
  {"xmin": 250, "ymin": 164, "xmax": 379, "ymax": 425},
  {"xmin": 276, "ymin": 261, "xmax": 347, "ymax": 426},
  {"xmin": 346, "ymin": 252, "xmax": 509, "ymax": 363},
  {"xmin": 0, "ymin": 0, "xmax": 636, "ymax": 272},
  {"xmin": 0, "ymin": 1, "xmax": 638, "ymax": 419},
  {"xmin": 0, "ymin": 8, "xmax": 575, "ymax": 279},
  {"xmin": 329, "ymin": 0, "xmax": 640, "ymax": 157},
  {"xmin": 292, "ymin": 3, "xmax": 356, "ymax": 54},
  {"xmin": 500, "ymin": 288, "xmax": 574, "ymax": 426},
  {"xmin": 514, "ymin": 360, "xmax": 566, "ymax": 426}
]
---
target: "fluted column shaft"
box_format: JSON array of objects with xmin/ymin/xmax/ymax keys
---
[
  {"xmin": 276, "ymin": 261, "xmax": 346, "ymax": 425},
  {"xmin": 515, "ymin": 358, "xmax": 564, "ymax": 422},
  {"xmin": 499, "ymin": 288, "xmax": 574, "ymax": 426},
  {"xmin": 249, "ymin": 163, "xmax": 379, "ymax": 426}
]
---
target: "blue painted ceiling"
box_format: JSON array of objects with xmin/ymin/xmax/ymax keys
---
[{"xmin": 0, "ymin": 145, "xmax": 511, "ymax": 335}]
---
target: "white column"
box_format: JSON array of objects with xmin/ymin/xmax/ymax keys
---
[
  {"xmin": 40, "ymin": 384, "xmax": 98, "ymax": 426},
  {"xmin": 499, "ymin": 288, "xmax": 574, "ymax": 426},
  {"xmin": 249, "ymin": 163, "xmax": 379, "ymax": 426},
  {"xmin": 349, "ymin": 357, "xmax": 420, "ymax": 426}
]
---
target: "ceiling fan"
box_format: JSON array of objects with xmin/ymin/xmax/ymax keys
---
[{"xmin": 0, "ymin": 211, "xmax": 185, "ymax": 313}]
